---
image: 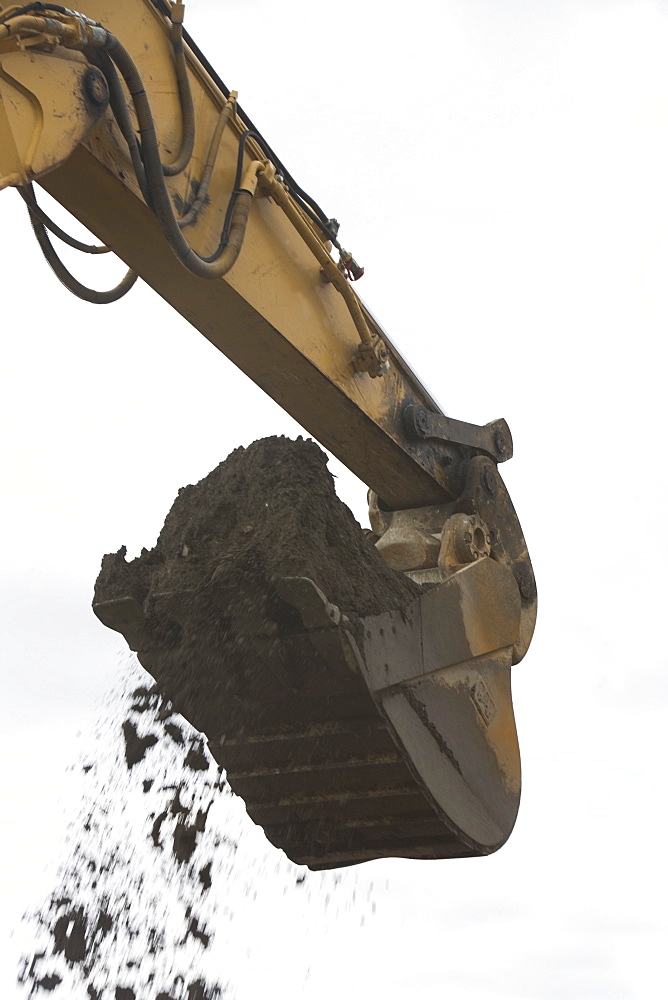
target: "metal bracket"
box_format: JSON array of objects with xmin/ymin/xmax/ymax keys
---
[
  {"xmin": 352, "ymin": 334, "xmax": 390, "ymax": 378},
  {"xmin": 404, "ymin": 404, "xmax": 513, "ymax": 463}
]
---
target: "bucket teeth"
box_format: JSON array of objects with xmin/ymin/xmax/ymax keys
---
[
  {"xmin": 274, "ymin": 576, "xmax": 342, "ymax": 628},
  {"xmin": 274, "ymin": 576, "xmax": 362, "ymax": 680}
]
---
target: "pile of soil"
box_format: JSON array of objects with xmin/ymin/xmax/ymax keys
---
[{"xmin": 95, "ymin": 436, "xmax": 418, "ymax": 621}]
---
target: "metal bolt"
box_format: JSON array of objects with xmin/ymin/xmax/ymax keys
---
[
  {"xmin": 83, "ymin": 68, "xmax": 109, "ymax": 109},
  {"xmin": 516, "ymin": 564, "xmax": 536, "ymax": 603},
  {"xmin": 482, "ymin": 465, "xmax": 498, "ymax": 497},
  {"xmin": 494, "ymin": 429, "xmax": 510, "ymax": 459},
  {"xmin": 415, "ymin": 407, "xmax": 429, "ymax": 436},
  {"xmin": 404, "ymin": 405, "xmax": 430, "ymax": 440}
]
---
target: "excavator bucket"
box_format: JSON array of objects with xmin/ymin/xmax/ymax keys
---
[{"xmin": 93, "ymin": 437, "xmax": 535, "ymax": 869}]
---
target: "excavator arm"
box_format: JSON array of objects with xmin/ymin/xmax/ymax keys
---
[{"xmin": 0, "ymin": 0, "xmax": 537, "ymax": 867}]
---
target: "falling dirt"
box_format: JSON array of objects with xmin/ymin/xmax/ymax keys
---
[
  {"xmin": 17, "ymin": 670, "xmax": 377, "ymax": 999},
  {"xmin": 18, "ymin": 682, "xmax": 228, "ymax": 999}
]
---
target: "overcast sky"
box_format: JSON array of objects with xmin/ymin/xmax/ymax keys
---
[{"xmin": 1, "ymin": 1, "xmax": 667, "ymax": 997}]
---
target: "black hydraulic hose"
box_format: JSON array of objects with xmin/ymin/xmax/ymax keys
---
[
  {"xmin": 178, "ymin": 95, "xmax": 236, "ymax": 228},
  {"xmin": 103, "ymin": 32, "xmax": 256, "ymax": 279},
  {"xmin": 85, "ymin": 48, "xmax": 152, "ymax": 206},
  {"xmin": 27, "ymin": 207, "xmax": 137, "ymax": 304},
  {"xmin": 18, "ymin": 184, "xmax": 110, "ymax": 253},
  {"xmin": 161, "ymin": 17, "xmax": 195, "ymax": 176},
  {"xmin": 213, "ymin": 129, "xmax": 257, "ymax": 255},
  {"xmin": 0, "ymin": 4, "xmax": 78, "ymax": 20}
]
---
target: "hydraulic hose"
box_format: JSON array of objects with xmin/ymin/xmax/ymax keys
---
[
  {"xmin": 0, "ymin": 4, "xmax": 83, "ymax": 21},
  {"xmin": 104, "ymin": 33, "xmax": 261, "ymax": 279},
  {"xmin": 18, "ymin": 184, "xmax": 110, "ymax": 253},
  {"xmin": 178, "ymin": 93, "xmax": 237, "ymax": 228},
  {"xmin": 27, "ymin": 208, "xmax": 137, "ymax": 304},
  {"xmin": 89, "ymin": 44, "xmax": 227, "ymax": 228},
  {"xmin": 86, "ymin": 48, "xmax": 152, "ymax": 206},
  {"xmin": 161, "ymin": 14, "xmax": 195, "ymax": 177}
]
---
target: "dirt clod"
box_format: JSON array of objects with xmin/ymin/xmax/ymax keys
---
[
  {"xmin": 35, "ymin": 973, "xmax": 62, "ymax": 991},
  {"xmin": 173, "ymin": 821, "xmax": 199, "ymax": 864},
  {"xmin": 184, "ymin": 742, "xmax": 209, "ymax": 772},
  {"xmin": 198, "ymin": 862, "xmax": 212, "ymax": 891},
  {"xmin": 164, "ymin": 723, "xmax": 184, "ymax": 744},
  {"xmin": 53, "ymin": 910, "xmax": 87, "ymax": 964},
  {"xmin": 121, "ymin": 721, "xmax": 159, "ymax": 768}
]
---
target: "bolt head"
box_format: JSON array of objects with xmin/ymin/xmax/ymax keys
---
[
  {"xmin": 515, "ymin": 564, "xmax": 536, "ymax": 603},
  {"xmin": 494, "ymin": 429, "xmax": 510, "ymax": 459},
  {"xmin": 405, "ymin": 405, "xmax": 430, "ymax": 439},
  {"xmin": 83, "ymin": 68, "xmax": 109, "ymax": 109},
  {"xmin": 482, "ymin": 465, "xmax": 498, "ymax": 497}
]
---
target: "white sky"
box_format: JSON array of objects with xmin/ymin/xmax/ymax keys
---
[{"xmin": 1, "ymin": 0, "xmax": 667, "ymax": 996}]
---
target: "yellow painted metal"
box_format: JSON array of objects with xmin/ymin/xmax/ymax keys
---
[{"xmin": 0, "ymin": 47, "xmax": 105, "ymax": 188}]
